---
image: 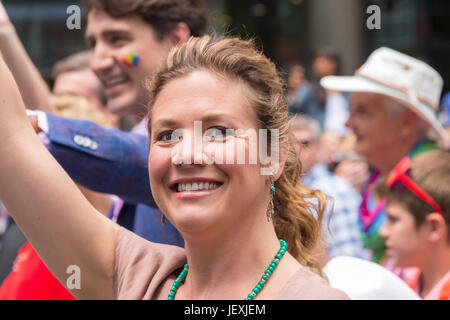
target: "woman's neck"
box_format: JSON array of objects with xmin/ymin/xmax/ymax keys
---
[{"xmin": 177, "ymin": 216, "xmax": 291, "ymax": 299}]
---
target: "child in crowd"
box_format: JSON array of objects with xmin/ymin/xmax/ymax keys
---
[{"xmin": 379, "ymin": 150, "xmax": 450, "ymax": 300}]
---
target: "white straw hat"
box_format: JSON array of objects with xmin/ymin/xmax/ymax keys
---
[
  {"xmin": 320, "ymin": 47, "xmax": 449, "ymax": 149},
  {"xmin": 324, "ymin": 256, "xmax": 421, "ymax": 300}
]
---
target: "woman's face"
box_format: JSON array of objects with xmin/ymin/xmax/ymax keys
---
[{"xmin": 148, "ymin": 70, "xmax": 271, "ymax": 238}]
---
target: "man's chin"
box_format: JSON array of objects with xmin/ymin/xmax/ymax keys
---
[{"xmin": 106, "ymin": 95, "xmax": 139, "ymax": 116}]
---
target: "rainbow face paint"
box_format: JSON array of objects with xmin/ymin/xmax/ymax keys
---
[{"xmin": 121, "ymin": 52, "xmax": 140, "ymax": 67}]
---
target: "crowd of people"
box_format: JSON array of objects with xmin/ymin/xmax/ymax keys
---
[{"xmin": 0, "ymin": 0, "xmax": 448, "ymax": 300}]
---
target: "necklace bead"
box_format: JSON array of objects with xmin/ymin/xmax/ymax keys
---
[{"xmin": 167, "ymin": 239, "xmax": 288, "ymax": 300}]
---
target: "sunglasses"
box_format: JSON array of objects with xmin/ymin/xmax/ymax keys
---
[{"xmin": 387, "ymin": 156, "xmax": 443, "ymax": 215}]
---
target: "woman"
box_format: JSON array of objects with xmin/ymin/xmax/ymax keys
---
[{"xmin": 0, "ymin": 35, "xmax": 348, "ymax": 299}]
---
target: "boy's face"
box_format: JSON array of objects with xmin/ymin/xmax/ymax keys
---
[
  {"xmin": 379, "ymin": 200, "xmax": 430, "ymax": 268},
  {"xmin": 85, "ymin": 9, "xmax": 175, "ymax": 116}
]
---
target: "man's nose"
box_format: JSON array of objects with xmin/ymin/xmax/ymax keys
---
[
  {"xmin": 90, "ymin": 42, "xmax": 115, "ymax": 75},
  {"xmin": 345, "ymin": 113, "xmax": 352, "ymax": 128},
  {"xmin": 379, "ymin": 222, "xmax": 389, "ymax": 238}
]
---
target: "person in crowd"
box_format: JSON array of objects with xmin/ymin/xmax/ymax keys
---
[
  {"xmin": 5, "ymin": 0, "xmax": 208, "ymax": 247},
  {"xmin": 329, "ymin": 134, "xmax": 370, "ymax": 194},
  {"xmin": 312, "ymin": 48, "xmax": 349, "ymax": 137},
  {"xmin": 290, "ymin": 48, "xmax": 348, "ymax": 133},
  {"xmin": 51, "ymin": 50, "xmax": 119, "ymax": 129},
  {"xmin": 379, "ymin": 150, "xmax": 450, "ymax": 300},
  {"xmin": 0, "ymin": 34, "xmax": 349, "ymax": 300},
  {"xmin": 291, "ymin": 115, "xmax": 366, "ymax": 260},
  {"xmin": 288, "ymin": 62, "xmax": 323, "ymax": 126},
  {"xmin": 320, "ymin": 47, "xmax": 450, "ymax": 276},
  {"xmin": 286, "ymin": 64, "xmax": 307, "ymax": 106}
]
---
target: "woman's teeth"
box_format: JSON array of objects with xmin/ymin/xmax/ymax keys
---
[{"xmin": 177, "ymin": 182, "xmax": 220, "ymax": 192}]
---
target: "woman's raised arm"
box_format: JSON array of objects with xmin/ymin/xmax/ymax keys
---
[
  {"xmin": 0, "ymin": 3, "xmax": 53, "ymax": 112},
  {"xmin": 0, "ymin": 56, "xmax": 119, "ymax": 299}
]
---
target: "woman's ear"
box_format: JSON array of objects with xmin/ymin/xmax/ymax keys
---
[
  {"xmin": 426, "ymin": 213, "xmax": 448, "ymax": 243},
  {"xmin": 273, "ymin": 140, "xmax": 289, "ymax": 181},
  {"xmin": 167, "ymin": 22, "xmax": 191, "ymax": 46}
]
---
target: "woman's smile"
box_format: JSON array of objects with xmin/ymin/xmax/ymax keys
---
[{"xmin": 169, "ymin": 177, "xmax": 224, "ymax": 199}]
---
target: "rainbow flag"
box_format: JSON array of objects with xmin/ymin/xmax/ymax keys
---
[{"xmin": 121, "ymin": 52, "xmax": 140, "ymax": 67}]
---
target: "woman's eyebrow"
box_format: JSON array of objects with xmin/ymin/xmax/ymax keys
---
[
  {"xmin": 200, "ymin": 113, "xmax": 240, "ymax": 123},
  {"xmin": 152, "ymin": 119, "xmax": 178, "ymax": 129}
]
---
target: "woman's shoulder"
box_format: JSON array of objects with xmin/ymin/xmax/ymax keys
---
[
  {"xmin": 113, "ymin": 226, "xmax": 186, "ymax": 299},
  {"xmin": 278, "ymin": 266, "xmax": 350, "ymax": 300}
]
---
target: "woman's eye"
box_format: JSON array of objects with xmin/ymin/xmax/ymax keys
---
[
  {"xmin": 156, "ymin": 131, "xmax": 179, "ymax": 142},
  {"xmin": 204, "ymin": 127, "xmax": 234, "ymax": 141}
]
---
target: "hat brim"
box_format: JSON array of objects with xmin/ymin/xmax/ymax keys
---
[{"xmin": 321, "ymin": 75, "xmax": 450, "ymax": 149}]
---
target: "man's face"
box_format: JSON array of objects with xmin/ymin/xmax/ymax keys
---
[
  {"xmin": 293, "ymin": 129, "xmax": 318, "ymax": 173},
  {"xmin": 53, "ymin": 68, "xmax": 103, "ymax": 108},
  {"xmin": 345, "ymin": 93, "xmax": 404, "ymax": 162},
  {"xmin": 85, "ymin": 9, "xmax": 175, "ymax": 116},
  {"xmin": 313, "ymin": 56, "xmax": 338, "ymax": 78}
]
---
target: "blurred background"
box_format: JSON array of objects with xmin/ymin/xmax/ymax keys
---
[{"xmin": 2, "ymin": 0, "xmax": 450, "ymax": 93}]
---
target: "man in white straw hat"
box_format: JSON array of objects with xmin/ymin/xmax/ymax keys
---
[{"xmin": 320, "ymin": 47, "xmax": 449, "ymax": 277}]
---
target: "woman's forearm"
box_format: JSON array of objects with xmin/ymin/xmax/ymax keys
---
[{"xmin": 0, "ymin": 14, "xmax": 53, "ymax": 112}]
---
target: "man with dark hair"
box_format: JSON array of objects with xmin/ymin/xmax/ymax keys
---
[{"xmin": 81, "ymin": 0, "xmax": 207, "ymax": 115}]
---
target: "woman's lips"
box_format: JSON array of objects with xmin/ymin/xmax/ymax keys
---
[
  {"xmin": 173, "ymin": 187, "xmax": 222, "ymax": 199},
  {"xmin": 170, "ymin": 181, "xmax": 223, "ymax": 199}
]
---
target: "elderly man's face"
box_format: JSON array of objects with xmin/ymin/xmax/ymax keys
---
[{"xmin": 345, "ymin": 93, "xmax": 405, "ymax": 161}]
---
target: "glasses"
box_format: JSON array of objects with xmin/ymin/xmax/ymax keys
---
[{"xmin": 387, "ymin": 156, "xmax": 442, "ymax": 215}]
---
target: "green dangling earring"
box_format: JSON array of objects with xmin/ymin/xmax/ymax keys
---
[{"xmin": 267, "ymin": 175, "xmax": 276, "ymax": 222}]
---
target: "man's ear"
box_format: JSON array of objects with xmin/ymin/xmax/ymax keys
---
[
  {"xmin": 426, "ymin": 213, "xmax": 448, "ymax": 243},
  {"xmin": 167, "ymin": 22, "xmax": 191, "ymax": 46},
  {"xmin": 399, "ymin": 109, "xmax": 420, "ymax": 139}
]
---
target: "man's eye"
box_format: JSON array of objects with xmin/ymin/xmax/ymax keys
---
[
  {"xmin": 86, "ymin": 39, "xmax": 96, "ymax": 49},
  {"xmin": 387, "ymin": 216, "xmax": 397, "ymax": 224},
  {"xmin": 109, "ymin": 36, "xmax": 127, "ymax": 47}
]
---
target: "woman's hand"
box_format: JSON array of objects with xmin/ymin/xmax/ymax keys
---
[
  {"xmin": 0, "ymin": 3, "xmax": 53, "ymax": 112},
  {"xmin": 0, "ymin": 2, "xmax": 12, "ymax": 33}
]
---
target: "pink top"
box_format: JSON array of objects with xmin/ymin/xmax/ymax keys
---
[{"xmin": 113, "ymin": 227, "xmax": 350, "ymax": 300}]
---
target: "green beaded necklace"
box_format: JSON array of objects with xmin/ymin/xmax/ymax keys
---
[{"xmin": 167, "ymin": 239, "xmax": 288, "ymax": 300}]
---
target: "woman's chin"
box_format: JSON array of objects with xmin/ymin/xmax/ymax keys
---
[{"xmin": 169, "ymin": 210, "xmax": 218, "ymax": 235}]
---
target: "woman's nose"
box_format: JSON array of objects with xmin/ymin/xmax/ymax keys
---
[{"xmin": 171, "ymin": 129, "xmax": 209, "ymax": 167}]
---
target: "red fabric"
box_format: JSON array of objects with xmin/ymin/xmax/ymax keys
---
[{"xmin": 0, "ymin": 242, "xmax": 75, "ymax": 300}]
